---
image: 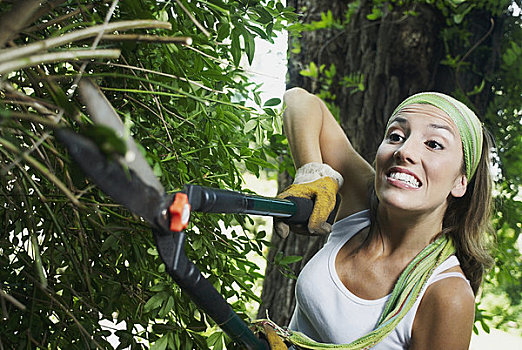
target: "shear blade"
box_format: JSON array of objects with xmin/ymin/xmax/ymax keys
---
[
  {"xmin": 56, "ymin": 128, "xmax": 167, "ymax": 228},
  {"xmin": 78, "ymin": 79, "xmax": 164, "ymax": 195}
]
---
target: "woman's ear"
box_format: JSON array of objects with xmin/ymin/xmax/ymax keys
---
[{"xmin": 451, "ymin": 175, "xmax": 468, "ymax": 198}]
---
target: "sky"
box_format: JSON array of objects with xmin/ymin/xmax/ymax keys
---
[{"xmin": 246, "ymin": 32, "xmax": 288, "ymax": 107}]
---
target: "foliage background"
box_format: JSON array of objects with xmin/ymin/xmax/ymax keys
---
[{"xmin": 0, "ymin": 0, "xmax": 520, "ymax": 349}]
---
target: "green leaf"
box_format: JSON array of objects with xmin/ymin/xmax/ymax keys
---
[
  {"xmin": 214, "ymin": 337, "xmax": 224, "ymax": 350},
  {"xmin": 101, "ymin": 234, "xmax": 119, "ymax": 252},
  {"xmin": 144, "ymin": 292, "xmax": 167, "ymax": 313},
  {"xmin": 263, "ymin": 97, "xmax": 281, "ymax": 107},
  {"xmin": 246, "ymin": 24, "xmax": 269, "ymax": 40},
  {"xmin": 231, "ymin": 28, "xmax": 242, "ymax": 66},
  {"xmin": 224, "ymin": 110, "xmax": 242, "ymax": 125},
  {"xmin": 150, "ymin": 284, "xmax": 166, "ymax": 292},
  {"xmin": 448, "ymin": 0, "xmax": 468, "ymax": 7},
  {"xmin": 467, "ymin": 80, "xmax": 485, "ymax": 96},
  {"xmin": 80, "ymin": 125, "xmax": 127, "ymax": 157},
  {"xmin": 253, "ymin": 91, "xmax": 262, "ymax": 106},
  {"xmin": 158, "ymin": 296, "xmax": 175, "ymax": 318},
  {"xmin": 244, "ymin": 119, "xmax": 257, "ymax": 133},
  {"xmin": 366, "ymin": 7, "xmax": 382, "ymax": 21},
  {"xmin": 255, "ymin": 6, "xmax": 273, "ymax": 24},
  {"xmin": 263, "ymin": 108, "xmax": 276, "ymax": 117},
  {"xmin": 453, "ymin": 13, "xmax": 464, "ymax": 24},
  {"xmin": 279, "ymin": 255, "xmax": 303, "ymax": 265},
  {"xmin": 300, "ymin": 61, "xmax": 319, "ymax": 78},
  {"xmin": 153, "ymin": 162, "xmax": 163, "ymax": 177},
  {"xmin": 217, "ymin": 22, "xmax": 230, "ymax": 41},
  {"xmin": 150, "ymin": 334, "xmax": 169, "ymax": 350}
]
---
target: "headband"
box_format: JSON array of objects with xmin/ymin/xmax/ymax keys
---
[{"xmin": 388, "ymin": 92, "xmax": 483, "ymax": 179}]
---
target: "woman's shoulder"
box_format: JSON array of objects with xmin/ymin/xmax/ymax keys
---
[
  {"xmin": 420, "ymin": 260, "xmax": 474, "ymax": 325},
  {"xmin": 423, "ymin": 271, "xmax": 475, "ymax": 310},
  {"xmin": 410, "ymin": 268, "xmax": 475, "ymax": 349}
]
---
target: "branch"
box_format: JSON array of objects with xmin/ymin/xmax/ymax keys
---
[
  {"xmin": 25, "ymin": 0, "xmax": 68, "ymax": 27},
  {"xmin": 0, "ymin": 137, "xmax": 82, "ymax": 207},
  {"xmin": 0, "ymin": 82, "xmax": 60, "ymax": 115},
  {"xmin": 24, "ymin": 4, "xmax": 97, "ymax": 33},
  {"xmin": 0, "ymin": 49, "xmax": 121, "ymax": 75},
  {"xmin": 0, "ymin": 0, "xmax": 44, "ymax": 48},
  {"xmin": 0, "ymin": 287, "xmax": 26, "ymax": 311},
  {"xmin": 174, "ymin": 0, "xmax": 211, "ymax": 37},
  {"xmin": 28, "ymin": 273, "xmax": 104, "ymax": 349},
  {"xmin": 100, "ymin": 34, "xmax": 193, "ymax": 45},
  {"xmin": 0, "ymin": 111, "xmax": 61, "ymax": 128},
  {"xmin": 96, "ymin": 61, "xmax": 223, "ymax": 93},
  {"xmin": 458, "ymin": 18, "xmax": 495, "ymax": 67},
  {"xmin": 0, "ymin": 20, "xmax": 171, "ymax": 62}
]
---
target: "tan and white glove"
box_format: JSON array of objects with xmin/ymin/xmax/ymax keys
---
[
  {"xmin": 261, "ymin": 323, "xmax": 288, "ymax": 350},
  {"xmin": 275, "ymin": 162, "xmax": 343, "ymax": 238}
]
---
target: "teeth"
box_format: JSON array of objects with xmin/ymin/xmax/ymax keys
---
[{"xmin": 389, "ymin": 172, "xmax": 420, "ymax": 188}]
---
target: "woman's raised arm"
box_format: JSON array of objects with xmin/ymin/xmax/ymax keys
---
[{"xmin": 282, "ymin": 87, "xmax": 375, "ymax": 219}]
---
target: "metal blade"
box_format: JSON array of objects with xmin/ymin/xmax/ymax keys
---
[
  {"xmin": 78, "ymin": 79, "xmax": 164, "ymax": 195},
  {"xmin": 56, "ymin": 128, "xmax": 168, "ymax": 228}
]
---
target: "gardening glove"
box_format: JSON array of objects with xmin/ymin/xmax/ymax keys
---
[
  {"xmin": 275, "ymin": 162, "xmax": 343, "ymax": 238},
  {"xmin": 262, "ymin": 323, "xmax": 288, "ymax": 350}
]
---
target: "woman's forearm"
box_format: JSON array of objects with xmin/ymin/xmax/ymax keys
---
[
  {"xmin": 282, "ymin": 87, "xmax": 375, "ymax": 218},
  {"xmin": 283, "ymin": 87, "xmax": 325, "ymax": 168}
]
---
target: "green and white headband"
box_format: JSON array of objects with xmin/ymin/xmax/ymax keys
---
[{"xmin": 388, "ymin": 92, "xmax": 483, "ymax": 180}]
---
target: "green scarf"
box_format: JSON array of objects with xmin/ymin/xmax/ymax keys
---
[{"xmin": 256, "ymin": 237, "xmax": 456, "ymax": 349}]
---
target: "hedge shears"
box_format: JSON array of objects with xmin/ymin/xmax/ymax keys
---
[{"xmin": 55, "ymin": 79, "xmax": 337, "ymax": 349}]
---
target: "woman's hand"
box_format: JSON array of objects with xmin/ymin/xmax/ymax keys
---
[
  {"xmin": 275, "ymin": 162, "xmax": 342, "ymax": 237},
  {"xmin": 276, "ymin": 176, "xmax": 339, "ymax": 237}
]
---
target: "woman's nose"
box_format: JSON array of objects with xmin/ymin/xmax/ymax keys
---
[{"xmin": 393, "ymin": 139, "xmax": 419, "ymax": 164}]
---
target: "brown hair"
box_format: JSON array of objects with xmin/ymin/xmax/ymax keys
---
[
  {"xmin": 441, "ymin": 130, "xmax": 495, "ymax": 294},
  {"xmin": 367, "ymin": 129, "xmax": 495, "ymax": 295}
]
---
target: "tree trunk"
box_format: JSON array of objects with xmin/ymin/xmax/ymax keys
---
[{"xmin": 257, "ymin": 0, "xmax": 503, "ymax": 326}]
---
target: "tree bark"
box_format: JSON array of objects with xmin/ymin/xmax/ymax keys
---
[{"xmin": 258, "ymin": 0, "xmax": 503, "ymax": 326}]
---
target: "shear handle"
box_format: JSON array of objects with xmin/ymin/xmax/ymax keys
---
[
  {"xmin": 153, "ymin": 229, "xmax": 268, "ymax": 350},
  {"xmin": 183, "ymin": 184, "xmax": 339, "ymax": 225}
]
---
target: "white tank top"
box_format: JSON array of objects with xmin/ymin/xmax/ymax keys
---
[{"xmin": 289, "ymin": 210, "xmax": 470, "ymax": 349}]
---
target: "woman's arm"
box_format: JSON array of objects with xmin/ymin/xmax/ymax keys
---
[
  {"xmin": 409, "ymin": 277, "xmax": 475, "ymax": 350},
  {"xmin": 282, "ymin": 87, "xmax": 374, "ymax": 219}
]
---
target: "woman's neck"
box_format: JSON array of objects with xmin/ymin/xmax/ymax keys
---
[{"xmin": 372, "ymin": 204, "xmax": 446, "ymax": 257}]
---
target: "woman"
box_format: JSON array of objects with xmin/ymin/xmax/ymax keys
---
[{"xmin": 275, "ymin": 88, "xmax": 494, "ymax": 349}]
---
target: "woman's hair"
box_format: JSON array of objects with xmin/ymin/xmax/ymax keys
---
[
  {"xmin": 367, "ymin": 129, "xmax": 495, "ymax": 295},
  {"xmin": 441, "ymin": 130, "xmax": 495, "ymax": 294}
]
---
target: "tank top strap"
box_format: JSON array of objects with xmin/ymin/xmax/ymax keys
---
[
  {"xmin": 429, "ymin": 255, "xmax": 470, "ymax": 286},
  {"xmin": 434, "ymin": 254, "xmax": 460, "ymax": 272},
  {"xmin": 430, "ymin": 272, "xmax": 470, "ymax": 286}
]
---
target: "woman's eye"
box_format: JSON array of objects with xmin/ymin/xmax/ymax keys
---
[
  {"xmin": 426, "ymin": 140, "xmax": 444, "ymax": 149},
  {"xmin": 388, "ymin": 133, "xmax": 403, "ymax": 142}
]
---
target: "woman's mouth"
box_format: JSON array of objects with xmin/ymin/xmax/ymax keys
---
[{"xmin": 386, "ymin": 170, "xmax": 422, "ymax": 189}]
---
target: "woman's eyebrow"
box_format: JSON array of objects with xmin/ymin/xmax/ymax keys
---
[
  {"xmin": 388, "ymin": 116, "xmax": 408, "ymax": 125},
  {"xmin": 429, "ymin": 123, "xmax": 456, "ymax": 137},
  {"xmin": 389, "ymin": 117, "xmax": 456, "ymax": 137}
]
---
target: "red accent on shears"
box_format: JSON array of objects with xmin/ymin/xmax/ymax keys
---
[{"xmin": 169, "ymin": 193, "xmax": 191, "ymax": 232}]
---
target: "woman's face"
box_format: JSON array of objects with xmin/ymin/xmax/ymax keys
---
[{"xmin": 375, "ymin": 104, "xmax": 467, "ymax": 216}]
